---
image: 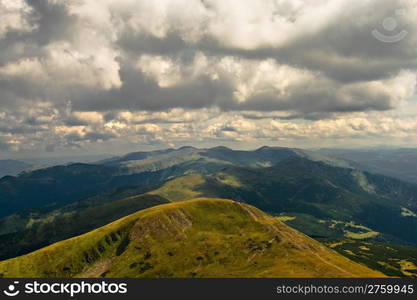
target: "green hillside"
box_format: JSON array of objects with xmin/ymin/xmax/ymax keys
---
[
  {"xmin": 0, "ymin": 194, "xmax": 169, "ymax": 260},
  {"xmin": 0, "ymin": 199, "xmax": 384, "ymax": 278}
]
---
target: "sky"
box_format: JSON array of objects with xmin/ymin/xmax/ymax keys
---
[{"xmin": 1, "ymin": 0, "xmax": 417, "ymax": 158}]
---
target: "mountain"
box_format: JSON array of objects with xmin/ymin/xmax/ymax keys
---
[
  {"xmin": 2, "ymin": 150, "xmax": 417, "ymax": 261},
  {"xmin": 149, "ymin": 157, "xmax": 417, "ymax": 245},
  {"xmin": 0, "ymin": 161, "xmax": 197, "ymax": 218},
  {"xmin": 21, "ymin": 154, "xmax": 112, "ymax": 167},
  {"xmin": 0, "ymin": 199, "xmax": 384, "ymax": 278},
  {"xmin": 0, "ymin": 159, "xmax": 32, "ymax": 178},
  {"xmin": 0, "ymin": 146, "xmax": 350, "ymax": 218},
  {"xmin": 0, "ymin": 163, "xmax": 120, "ymax": 218},
  {"xmin": 101, "ymin": 146, "xmax": 352, "ymax": 171},
  {"xmin": 318, "ymin": 148, "xmax": 417, "ymax": 184},
  {"xmin": 96, "ymin": 148, "xmax": 178, "ymax": 165}
]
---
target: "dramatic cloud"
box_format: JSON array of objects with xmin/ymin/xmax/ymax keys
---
[{"xmin": 0, "ymin": 0, "xmax": 417, "ymax": 155}]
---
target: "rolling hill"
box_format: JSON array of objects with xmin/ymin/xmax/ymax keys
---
[
  {"xmin": 0, "ymin": 194, "xmax": 169, "ymax": 260},
  {"xmin": 0, "ymin": 199, "xmax": 384, "ymax": 278}
]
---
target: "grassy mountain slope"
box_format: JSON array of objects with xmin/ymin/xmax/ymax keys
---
[
  {"xmin": 0, "ymin": 193, "xmax": 168, "ymax": 260},
  {"xmin": 0, "ymin": 199, "xmax": 384, "ymax": 278}
]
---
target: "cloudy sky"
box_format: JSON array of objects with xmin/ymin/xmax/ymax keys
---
[{"xmin": 1, "ymin": 0, "xmax": 417, "ymax": 158}]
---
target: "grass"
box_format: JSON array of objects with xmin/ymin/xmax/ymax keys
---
[
  {"xmin": 213, "ymin": 173, "xmax": 243, "ymax": 188},
  {"xmin": 342, "ymin": 221, "xmax": 380, "ymax": 239},
  {"xmin": 149, "ymin": 174, "xmax": 205, "ymax": 202},
  {"xmin": 329, "ymin": 241, "xmax": 348, "ymax": 248},
  {"xmin": 402, "ymin": 207, "xmax": 417, "ymax": 218},
  {"xmin": 276, "ymin": 216, "xmax": 296, "ymax": 222},
  {"xmin": 320, "ymin": 238, "xmax": 417, "ymax": 278},
  {"xmin": 276, "ymin": 213, "xmax": 383, "ymax": 242},
  {"xmin": 0, "ymin": 194, "xmax": 168, "ymax": 260},
  {"xmin": 399, "ymin": 260, "xmax": 417, "ymax": 277},
  {"xmin": 344, "ymin": 231, "xmax": 379, "ymax": 239},
  {"xmin": 0, "ymin": 199, "xmax": 384, "ymax": 278}
]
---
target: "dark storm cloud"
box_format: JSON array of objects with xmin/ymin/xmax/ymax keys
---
[
  {"xmin": 69, "ymin": 61, "xmax": 232, "ymax": 112},
  {"xmin": 25, "ymin": 0, "xmax": 77, "ymax": 45},
  {"xmin": 0, "ymin": 0, "xmax": 75, "ymax": 64},
  {"xmin": 112, "ymin": 0, "xmax": 417, "ymax": 84},
  {"xmin": 228, "ymin": 82, "xmax": 395, "ymax": 113}
]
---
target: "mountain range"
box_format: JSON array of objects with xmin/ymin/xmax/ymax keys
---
[
  {"xmin": 0, "ymin": 146, "xmax": 417, "ymax": 278},
  {"xmin": 319, "ymin": 148, "xmax": 417, "ymax": 184},
  {"xmin": 0, "ymin": 146, "xmax": 350, "ymax": 218}
]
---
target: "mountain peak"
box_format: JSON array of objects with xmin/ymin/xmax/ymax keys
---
[
  {"xmin": 255, "ymin": 146, "xmax": 283, "ymax": 152},
  {"xmin": 177, "ymin": 146, "xmax": 197, "ymax": 151},
  {"xmin": 210, "ymin": 146, "xmax": 232, "ymax": 151}
]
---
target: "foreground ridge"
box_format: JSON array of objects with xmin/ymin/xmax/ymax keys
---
[{"xmin": 0, "ymin": 199, "xmax": 385, "ymax": 278}]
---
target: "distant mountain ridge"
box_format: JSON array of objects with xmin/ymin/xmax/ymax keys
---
[
  {"xmin": 0, "ymin": 193, "xmax": 169, "ymax": 260},
  {"xmin": 0, "ymin": 159, "xmax": 32, "ymax": 179},
  {"xmin": 100, "ymin": 146, "xmax": 352, "ymax": 170},
  {"xmin": 0, "ymin": 146, "xmax": 352, "ymax": 218},
  {"xmin": 318, "ymin": 148, "xmax": 417, "ymax": 184}
]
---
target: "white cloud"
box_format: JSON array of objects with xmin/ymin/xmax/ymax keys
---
[
  {"xmin": 71, "ymin": 112, "xmax": 104, "ymax": 124},
  {"xmin": 0, "ymin": 0, "xmax": 35, "ymax": 38},
  {"xmin": 0, "ymin": 41, "xmax": 121, "ymax": 90}
]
